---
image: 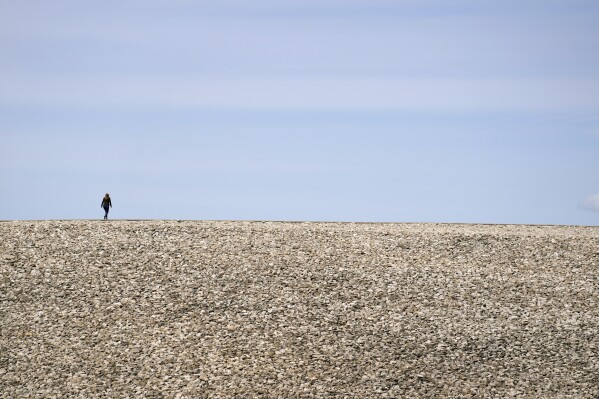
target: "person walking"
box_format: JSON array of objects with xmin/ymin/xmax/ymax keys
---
[{"xmin": 101, "ymin": 193, "xmax": 112, "ymax": 220}]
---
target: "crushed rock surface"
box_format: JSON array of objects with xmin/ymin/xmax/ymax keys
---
[{"xmin": 1, "ymin": 220, "xmax": 598, "ymax": 398}]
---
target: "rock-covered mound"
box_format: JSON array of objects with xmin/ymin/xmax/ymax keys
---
[{"xmin": 1, "ymin": 220, "xmax": 598, "ymax": 398}]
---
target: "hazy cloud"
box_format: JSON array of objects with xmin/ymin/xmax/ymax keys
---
[
  {"xmin": 2, "ymin": 75, "xmax": 598, "ymax": 112},
  {"xmin": 580, "ymin": 194, "xmax": 599, "ymax": 212}
]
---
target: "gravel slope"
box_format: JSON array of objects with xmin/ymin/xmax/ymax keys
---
[{"xmin": 1, "ymin": 220, "xmax": 598, "ymax": 398}]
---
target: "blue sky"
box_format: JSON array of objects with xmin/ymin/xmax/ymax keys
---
[{"xmin": 1, "ymin": 0, "xmax": 598, "ymax": 224}]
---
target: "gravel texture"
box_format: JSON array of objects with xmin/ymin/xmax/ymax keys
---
[{"xmin": 1, "ymin": 220, "xmax": 598, "ymax": 398}]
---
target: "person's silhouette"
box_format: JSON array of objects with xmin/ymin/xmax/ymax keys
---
[{"xmin": 101, "ymin": 193, "xmax": 112, "ymax": 220}]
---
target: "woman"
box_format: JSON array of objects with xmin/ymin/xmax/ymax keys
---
[{"xmin": 101, "ymin": 193, "xmax": 112, "ymax": 220}]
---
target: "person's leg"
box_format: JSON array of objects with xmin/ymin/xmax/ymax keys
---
[{"xmin": 104, "ymin": 206, "xmax": 109, "ymax": 219}]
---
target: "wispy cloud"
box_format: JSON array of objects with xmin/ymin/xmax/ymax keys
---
[
  {"xmin": 580, "ymin": 194, "xmax": 599, "ymax": 212},
  {"xmin": 2, "ymin": 75, "xmax": 598, "ymax": 112}
]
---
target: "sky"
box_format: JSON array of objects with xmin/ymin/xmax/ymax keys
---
[{"xmin": 1, "ymin": 0, "xmax": 598, "ymax": 225}]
